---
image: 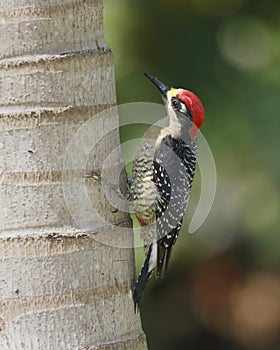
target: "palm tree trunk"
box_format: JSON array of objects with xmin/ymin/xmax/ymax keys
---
[{"xmin": 0, "ymin": 1, "xmax": 147, "ymax": 349}]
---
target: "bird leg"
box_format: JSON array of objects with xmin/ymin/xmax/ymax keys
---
[{"xmin": 84, "ymin": 169, "xmax": 133, "ymax": 202}]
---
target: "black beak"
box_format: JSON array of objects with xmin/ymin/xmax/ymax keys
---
[{"xmin": 144, "ymin": 73, "xmax": 170, "ymax": 98}]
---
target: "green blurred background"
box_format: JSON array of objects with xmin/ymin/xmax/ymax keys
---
[{"xmin": 104, "ymin": 1, "xmax": 280, "ymax": 349}]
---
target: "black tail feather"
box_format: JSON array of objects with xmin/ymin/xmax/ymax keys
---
[
  {"xmin": 157, "ymin": 243, "xmax": 166, "ymax": 278},
  {"xmin": 133, "ymin": 245, "xmax": 153, "ymax": 311},
  {"xmin": 157, "ymin": 222, "xmax": 182, "ymax": 278},
  {"xmin": 157, "ymin": 243, "xmax": 174, "ymax": 279},
  {"xmin": 164, "ymin": 244, "xmax": 174, "ymax": 275}
]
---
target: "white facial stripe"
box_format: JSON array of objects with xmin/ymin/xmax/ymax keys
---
[
  {"xmin": 179, "ymin": 102, "xmax": 187, "ymax": 114},
  {"xmin": 165, "ymin": 95, "xmax": 181, "ymax": 138}
]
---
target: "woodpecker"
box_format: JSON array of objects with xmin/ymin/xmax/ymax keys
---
[{"xmin": 130, "ymin": 73, "xmax": 205, "ymax": 309}]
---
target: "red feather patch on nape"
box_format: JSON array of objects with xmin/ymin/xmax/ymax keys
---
[{"xmin": 176, "ymin": 89, "xmax": 205, "ymax": 139}]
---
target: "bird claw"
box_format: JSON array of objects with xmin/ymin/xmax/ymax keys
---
[{"xmin": 84, "ymin": 171, "xmax": 102, "ymax": 182}]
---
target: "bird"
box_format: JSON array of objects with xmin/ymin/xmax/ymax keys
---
[{"xmin": 126, "ymin": 73, "xmax": 205, "ymax": 309}]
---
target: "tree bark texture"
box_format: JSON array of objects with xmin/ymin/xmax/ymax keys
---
[{"xmin": 0, "ymin": 1, "xmax": 147, "ymax": 349}]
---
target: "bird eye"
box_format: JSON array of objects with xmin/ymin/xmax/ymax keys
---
[{"xmin": 172, "ymin": 99, "xmax": 181, "ymax": 110}]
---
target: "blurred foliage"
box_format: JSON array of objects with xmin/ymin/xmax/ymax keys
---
[{"xmin": 104, "ymin": 0, "xmax": 280, "ymax": 349}]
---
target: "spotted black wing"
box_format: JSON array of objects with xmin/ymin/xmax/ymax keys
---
[{"xmin": 153, "ymin": 135, "xmax": 197, "ymax": 277}]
